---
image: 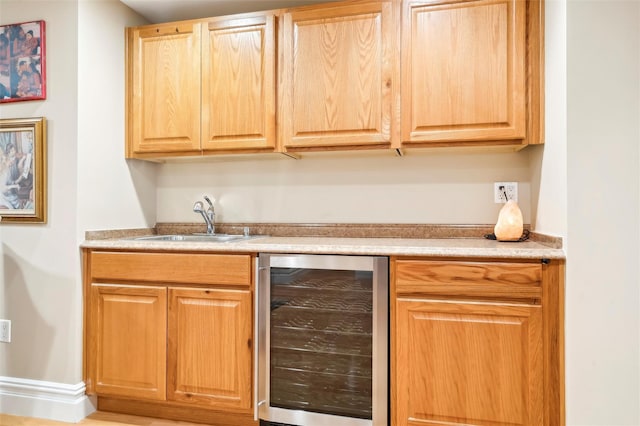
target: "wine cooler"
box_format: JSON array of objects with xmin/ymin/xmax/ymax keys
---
[{"xmin": 257, "ymin": 254, "xmax": 388, "ymax": 426}]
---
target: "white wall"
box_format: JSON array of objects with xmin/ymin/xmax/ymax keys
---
[
  {"xmin": 0, "ymin": 0, "xmax": 153, "ymax": 420},
  {"xmin": 0, "ymin": 0, "xmax": 81, "ymax": 384},
  {"xmin": 530, "ymin": 0, "xmax": 567, "ymax": 238},
  {"xmin": 77, "ymin": 0, "xmax": 155, "ymax": 237},
  {"xmin": 566, "ymin": 1, "xmax": 640, "ymax": 424},
  {"xmin": 157, "ymin": 150, "xmax": 533, "ymax": 225}
]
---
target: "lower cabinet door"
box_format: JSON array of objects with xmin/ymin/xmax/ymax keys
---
[
  {"xmin": 395, "ymin": 299, "xmax": 543, "ymax": 426},
  {"xmin": 167, "ymin": 287, "xmax": 253, "ymax": 411},
  {"xmin": 92, "ymin": 284, "xmax": 167, "ymax": 400}
]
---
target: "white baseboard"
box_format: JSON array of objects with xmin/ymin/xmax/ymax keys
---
[{"xmin": 0, "ymin": 376, "xmax": 96, "ymax": 423}]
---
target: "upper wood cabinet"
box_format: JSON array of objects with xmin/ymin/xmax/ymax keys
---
[
  {"xmin": 126, "ymin": 14, "xmax": 276, "ymax": 159},
  {"xmin": 201, "ymin": 14, "xmax": 276, "ymax": 153},
  {"xmin": 128, "ymin": 22, "xmax": 202, "ymax": 156},
  {"xmin": 400, "ymin": 0, "xmax": 542, "ymax": 147},
  {"xmin": 279, "ymin": 1, "xmax": 395, "ymax": 151},
  {"xmin": 125, "ymin": 0, "xmax": 543, "ymax": 158}
]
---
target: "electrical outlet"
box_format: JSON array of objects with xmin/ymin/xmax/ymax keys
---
[
  {"xmin": 0, "ymin": 319, "xmax": 11, "ymax": 343},
  {"xmin": 494, "ymin": 182, "xmax": 518, "ymax": 203}
]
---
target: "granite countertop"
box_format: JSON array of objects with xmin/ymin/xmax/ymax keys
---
[{"xmin": 81, "ymin": 230, "xmax": 565, "ymax": 260}]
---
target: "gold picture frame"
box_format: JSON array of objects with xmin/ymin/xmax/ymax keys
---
[{"xmin": 0, "ymin": 117, "xmax": 46, "ymax": 223}]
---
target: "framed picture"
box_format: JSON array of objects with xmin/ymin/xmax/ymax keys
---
[
  {"xmin": 0, "ymin": 20, "xmax": 46, "ymax": 103},
  {"xmin": 0, "ymin": 117, "xmax": 47, "ymax": 223}
]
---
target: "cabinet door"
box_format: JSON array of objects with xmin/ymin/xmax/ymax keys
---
[
  {"xmin": 129, "ymin": 22, "xmax": 201, "ymax": 155},
  {"xmin": 91, "ymin": 284, "xmax": 167, "ymax": 401},
  {"xmin": 395, "ymin": 299, "xmax": 542, "ymax": 426},
  {"xmin": 201, "ymin": 14, "xmax": 276, "ymax": 152},
  {"xmin": 280, "ymin": 2, "xmax": 394, "ymax": 150},
  {"xmin": 167, "ymin": 287, "xmax": 253, "ymax": 411},
  {"xmin": 401, "ymin": 0, "xmax": 526, "ymax": 145}
]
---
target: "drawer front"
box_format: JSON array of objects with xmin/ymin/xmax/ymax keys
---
[
  {"xmin": 394, "ymin": 259, "xmax": 542, "ymax": 300},
  {"xmin": 91, "ymin": 251, "xmax": 252, "ymax": 286}
]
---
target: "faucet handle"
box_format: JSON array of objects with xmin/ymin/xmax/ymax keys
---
[{"xmin": 203, "ymin": 195, "xmax": 214, "ymax": 211}]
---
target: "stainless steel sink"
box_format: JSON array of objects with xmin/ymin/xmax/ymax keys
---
[{"xmin": 131, "ymin": 234, "xmax": 262, "ymax": 242}]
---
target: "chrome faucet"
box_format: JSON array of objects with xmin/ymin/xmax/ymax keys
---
[{"xmin": 193, "ymin": 195, "xmax": 215, "ymax": 234}]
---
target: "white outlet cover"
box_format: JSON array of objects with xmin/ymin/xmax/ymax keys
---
[
  {"xmin": 494, "ymin": 182, "xmax": 518, "ymax": 203},
  {"xmin": 0, "ymin": 319, "xmax": 11, "ymax": 343}
]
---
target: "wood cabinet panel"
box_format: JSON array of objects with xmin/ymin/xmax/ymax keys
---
[
  {"xmin": 401, "ymin": 0, "xmax": 526, "ymax": 145},
  {"xmin": 526, "ymin": 0, "xmax": 544, "ymax": 145},
  {"xmin": 129, "ymin": 22, "xmax": 201, "ymax": 154},
  {"xmin": 542, "ymin": 260, "xmax": 565, "ymax": 426},
  {"xmin": 167, "ymin": 287, "xmax": 253, "ymax": 411},
  {"xmin": 90, "ymin": 251, "xmax": 252, "ymax": 287},
  {"xmin": 395, "ymin": 259, "xmax": 542, "ymax": 300},
  {"xmin": 395, "ymin": 299, "xmax": 543, "ymax": 426},
  {"xmin": 202, "ymin": 15, "xmax": 276, "ymax": 151},
  {"xmin": 91, "ymin": 284, "xmax": 167, "ymax": 401},
  {"xmin": 280, "ymin": 2, "xmax": 394, "ymax": 150}
]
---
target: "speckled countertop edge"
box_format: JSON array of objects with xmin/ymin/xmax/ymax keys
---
[{"xmin": 82, "ymin": 223, "xmax": 565, "ymax": 260}]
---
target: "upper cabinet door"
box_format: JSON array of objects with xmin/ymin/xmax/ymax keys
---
[
  {"xmin": 128, "ymin": 22, "xmax": 202, "ymax": 155},
  {"xmin": 201, "ymin": 14, "xmax": 276, "ymax": 152},
  {"xmin": 280, "ymin": 2, "xmax": 394, "ymax": 151},
  {"xmin": 401, "ymin": 0, "xmax": 526, "ymax": 145}
]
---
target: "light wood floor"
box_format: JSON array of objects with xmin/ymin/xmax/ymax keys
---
[{"xmin": 0, "ymin": 412, "xmax": 211, "ymax": 426}]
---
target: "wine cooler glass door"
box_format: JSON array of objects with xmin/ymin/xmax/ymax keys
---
[{"xmin": 258, "ymin": 254, "xmax": 388, "ymax": 426}]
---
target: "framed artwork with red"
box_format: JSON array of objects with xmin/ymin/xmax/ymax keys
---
[{"xmin": 0, "ymin": 20, "xmax": 46, "ymax": 103}]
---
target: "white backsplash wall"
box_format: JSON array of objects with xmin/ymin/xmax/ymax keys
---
[{"xmin": 156, "ymin": 149, "xmax": 532, "ymax": 225}]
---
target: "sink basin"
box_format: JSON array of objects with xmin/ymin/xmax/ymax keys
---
[{"xmin": 131, "ymin": 234, "xmax": 261, "ymax": 243}]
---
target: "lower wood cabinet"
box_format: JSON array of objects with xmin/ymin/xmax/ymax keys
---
[
  {"xmin": 392, "ymin": 257, "xmax": 564, "ymax": 426},
  {"xmin": 167, "ymin": 287, "xmax": 252, "ymax": 410},
  {"xmin": 92, "ymin": 284, "xmax": 167, "ymax": 401},
  {"xmin": 83, "ymin": 250, "xmax": 256, "ymax": 425},
  {"xmin": 396, "ymin": 299, "xmax": 542, "ymax": 426},
  {"xmin": 84, "ymin": 250, "xmax": 563, "ymax": 426}
]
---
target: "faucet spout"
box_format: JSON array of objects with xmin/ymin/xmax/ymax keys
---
[{"xmin": 193, "ymin": 199, "xmax": 215, "ymax": 234}]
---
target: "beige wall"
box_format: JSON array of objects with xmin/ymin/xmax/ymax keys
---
[
  {"xmin": 566, "ymin": 1, "xmax": 640, "ymax": 424},
  {"xmin": 530, "ymin": 0, "xmax": 567, "ymax": 238},
  {"xmin": 0, "ymin": 0, "xmax": 81, "ymax": 384},
  {"xmin": 77, "ymin": 0, "xmax": 155, "ymax": 236},
  {"xmin": 156, "ymin": 150, "xmax": 533, "ymax": 225},
  {"xmin": 0, "ymin": 0, "xmax": 151, "ymax": 387}
]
